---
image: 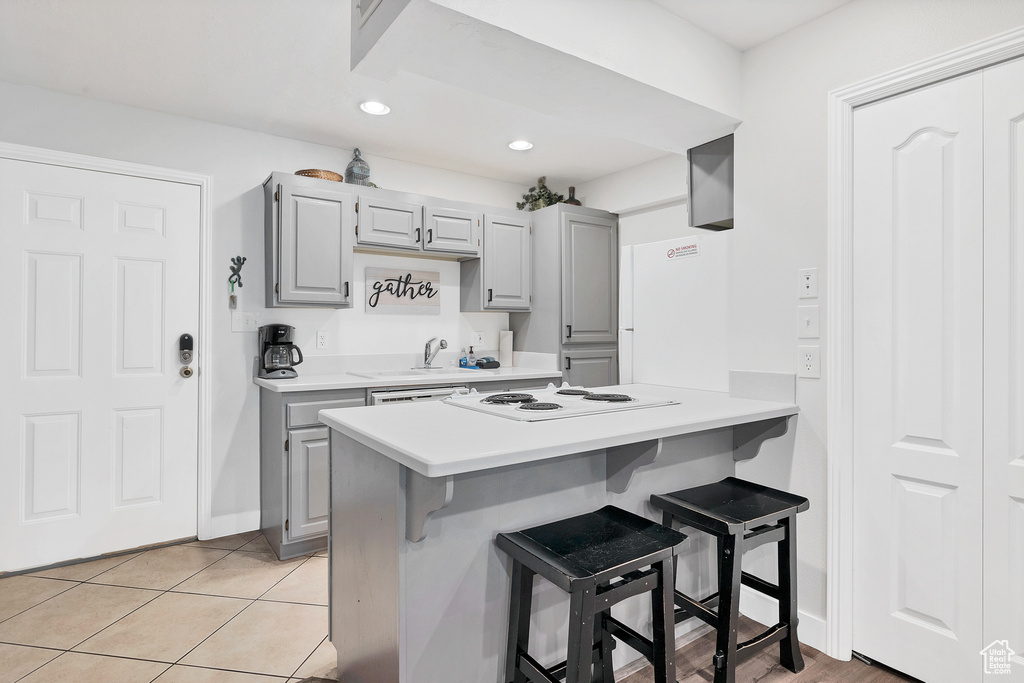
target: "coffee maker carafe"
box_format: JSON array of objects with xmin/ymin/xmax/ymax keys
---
[{"xmin": 258, "ymin": 324, "xmax": 304, "ymax": 379}]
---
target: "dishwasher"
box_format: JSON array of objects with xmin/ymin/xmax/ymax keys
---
[{"xmin": 369, "ymin": 385, "xmax": 467, "ymax": 405}]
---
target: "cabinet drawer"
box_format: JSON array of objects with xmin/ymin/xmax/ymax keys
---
[{"xmin": 287, "ymin": 397, "xmax": 365, "ymax": 427}]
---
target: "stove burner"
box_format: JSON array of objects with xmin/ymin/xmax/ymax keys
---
[
  {"xmin": 582, "ymin": 393, "xmax": 634, "ymax": 403},
  {"xmin": 555, "ymin": 389, "xmax": 592, "ymax": 396},
  {"xmin": 482, "ymin": 393, "xmax": 536, "ymax": 405},
  {"xmin": 518, "ymin": 402, "xmax": 563, "ymax": 411}
]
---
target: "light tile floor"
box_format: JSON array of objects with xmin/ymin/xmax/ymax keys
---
[{"xmin": 0, "ymin": 532, "xmax": 336, "ymax": 683}]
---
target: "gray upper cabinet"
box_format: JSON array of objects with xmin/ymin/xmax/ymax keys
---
[
  {"xmin": 460, "ymin": 211, "xmax": 531, "ymax": 311},
  {"xmin": 424, "ymin": 205, "xmax": 480, "ymax": 256},
  {"xmin": 509, "ymin": 204, "xmax": 619, "ymax": 386},
  {"xmin": 356, "ymin": 194, "xmax": 422, "ymax": 250},
  {"xmin": 561, "ymin": 212, "xmax": 618, "ymax": 344},
  {"xmin": 264, "ymin": 172, "xmax": 354, "ymax": 308}
]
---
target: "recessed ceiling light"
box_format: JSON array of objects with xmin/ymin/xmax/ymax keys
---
[
  {"xmin": 508, "ymin": 140, "xmax": 533, "ymax": 151},
  {"xmin": 360, "ymin": 101, "xmax": 391, "ymax": 116}
]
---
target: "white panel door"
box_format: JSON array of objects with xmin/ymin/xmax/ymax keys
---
[
  {"xmin": 852, "ymin": 72, "xmax": 985, "ymax": 681},
  {"xmin": 983, "ymin": 58, "xmax": 1024, "ymax": 672},
  {"xmin": 0, "ymin": 158, "xmax": 200, "ymax": 572}
]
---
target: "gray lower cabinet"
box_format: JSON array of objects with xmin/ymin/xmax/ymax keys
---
[
  {"xmin": 460, "ymin": 212, "xmax": 531, "ymax": 311},
  {"xmin": 264, "ymin": 172, "xmax": 355, "ymax": 308},
  {"xmin": 260, "ymin": 388, "xmax": 365, "ymax": 559},
  {"xmin": 510, "ymin": 204, "xmax": 618, "ymax": 386},
  {"xmin": 562, "ymin": 346, "xmax": 618, "ymax": 388}
]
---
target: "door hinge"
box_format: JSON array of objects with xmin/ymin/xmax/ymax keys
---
[
  {"xmin": 285, "ymin": 519, "xmax": 290, "ymax": 531},
  {"xmin": 355, "ymin": 201, "xmax": 359, "ymax": 213},
  {"xmin": 275, "ymin": 283, "xmax": 280, "ymax": 294},
  {"xmin": 529, "ymin": 295, "xmax": 532, "ymax": 302},
  {"xmin": 274, "ymin": 190, "xmax": 279, "ymax": 202},
  {"xmin": 355, "ymin": 224, "xmax": 359, "ymax": 236},
  {"xmin": 285, "ymin": 439, "xmax": 289, "ymax": 452}
]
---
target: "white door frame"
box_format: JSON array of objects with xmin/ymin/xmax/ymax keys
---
[
  {"xmin": 0, "ymin": 141, "xmax": 215, "ymax": 541},
  {"xmin": 826, "ymin": 26, "xmax": 1024, "ymax": 660}
]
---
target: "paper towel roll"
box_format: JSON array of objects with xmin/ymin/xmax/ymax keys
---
[{"xmin": 499, "ymin": 331, "xmax": 513, "ymax": 367}]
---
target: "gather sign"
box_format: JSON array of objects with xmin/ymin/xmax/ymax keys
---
[{"xmin": 365, "ymin": 267, "xmax": 440, "ymax": 315}]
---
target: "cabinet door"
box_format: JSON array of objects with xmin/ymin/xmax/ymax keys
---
[
  {"xmin": 424, "ymin": 205, "xmax": 479, "ymax": 256},
  {"xmin": 277, "ymin": 182, "xmax": 354, "ymax": 306},
  {"xmin": 562, "ymin": 346, "xmax": 618, "ymax": 388},
  {"xmin": 287, "ymin": 427, "xmax": 330, "ymax": 541},
  {"xmin": 357, "ymin": 195, "xmax": 422, "ymax": 250},
  {"xmin": 561, "ymin": 213, "xmax": 617, "ymax": 344},
  {"xmin": 483, "ymin": 214, "xmax": 531, "ymax": 310}
]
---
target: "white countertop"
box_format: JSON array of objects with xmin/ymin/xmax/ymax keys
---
[
  {"xmin": 319, "ymin": 383, "xmax": 799, "ymax": 477},
  {"xmin": 253, "ymin": 365, "xmax": 562, "ymax": 392}
]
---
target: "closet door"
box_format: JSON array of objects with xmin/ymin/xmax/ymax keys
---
[
  {"xmin": 983, "ymin": 57, "xmax": 1024, "ymax": 672},
  {"xmin": 851, "ymin": 71, "xmax": 985, "ymax": 682}
]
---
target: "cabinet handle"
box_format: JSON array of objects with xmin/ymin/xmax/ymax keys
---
[
  {"xmin": 427, "ymin": 228, "xmax": 433, "ymax": 243},
  {"xmin": 566, "ymin": 324, "xmax": 572, "ymax": 338},
  {"xmin": 344, "ymin": 281, "xmax": 349, "ymax": 298},
  {"xmin": 416, "ymin": 228, "xmax": 421, "ymax": 242},
  {"xmin": 565, "ymin": 357, "xmax": 572, "ymax": 370},
  {"xmin": 487, "ymin": 288, "xmax": 493, "ymax": 303}
]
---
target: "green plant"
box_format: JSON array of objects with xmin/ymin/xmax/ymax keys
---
[{"xmin": 516, "ymin": 176, "xmax": 564, "ymax": 211}]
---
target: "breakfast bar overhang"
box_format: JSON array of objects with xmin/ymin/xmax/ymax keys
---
[{"xmin": 319, "ymin": 382, "xmax": 799, "ymax": 682}]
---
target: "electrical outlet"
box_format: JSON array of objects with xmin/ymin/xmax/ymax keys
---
[
  {"xmin": 798, "ymin": 305, "xmax": 820, "ymax": 338},
  {"xmin": 316, "ymin": 330, "xmax": 328, "ymax": 350},
  {"xmin": 798, "ymin": 268, "xmax": 818, "ymax": 299},
  {"xmin": 797, "ymin": 345, "xmax": 821, "ymax": 379},
  {"xmin": 471, "ymin": 331, "xmax": 484, "ymax": 345}
]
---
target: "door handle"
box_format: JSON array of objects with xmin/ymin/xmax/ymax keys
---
[
  {"xmin": 427, "ymin": 228, "xmax": 433, "ymax": 243},
  {"xmin": 566, "ymin": 324, "xmax": 572, "ymax": 339},
  {"xmin": 565, "ymin": 357, "xmax": 572, "ymax": 370},
  {"xmin": 487, "ymin": 288, "xmax": 493, "ymax": 303},
  {"xmin": 178, "ymin": 334, "xmax": 194, "ymax": 364},
  {"xmin": 179, "ymin": 333, "xmax": 194, "ymax": 378},
  {"xmin": 415, "ymin": 228, "xmax": 421, "ymax": 242},
  {"xmin": 344, "ymin": 281, "xmax": 350, "ymax": 298}
]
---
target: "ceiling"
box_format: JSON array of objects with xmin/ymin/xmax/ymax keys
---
[
  {"xmin": 653, "ymin": 0, "xmax": 856, "ymax": 51},
  {"xmin": 0, "ymin": 0, "xmax": 854, "ymax": 189}
]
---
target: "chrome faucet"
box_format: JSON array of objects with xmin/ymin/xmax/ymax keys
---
[{"xmin": 423, "ymin": 337, "xmax": 447, "ymax": 368}]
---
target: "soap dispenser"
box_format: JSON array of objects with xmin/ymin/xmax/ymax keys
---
[{"xmin": 467, "ymin": 346, "xmax": 476, "ymax": 367}]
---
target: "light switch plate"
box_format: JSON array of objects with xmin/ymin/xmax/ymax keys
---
[
  {"xmin": 798, "ymin": 305, "xmax": 820, "ymax": 338},
  {"xmin": 471, "ymin": 331, "xmax": 484, "ymax": 345},
  {"xmin": 231, "ymin": 310, "xmax": 261, "ymax": 332}
]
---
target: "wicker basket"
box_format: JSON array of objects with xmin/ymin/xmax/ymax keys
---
[{"xmin": 295, "ymin": 169, "xmax": 343, "ymax": 182}]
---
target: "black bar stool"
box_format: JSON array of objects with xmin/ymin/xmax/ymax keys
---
[
  {"xmin": 649, "ymin": 477, "xmax": 809, "ymax": 683},
  {"xmin": 496, "ymin": 505, "xmax": 687, "ymax": 683}
]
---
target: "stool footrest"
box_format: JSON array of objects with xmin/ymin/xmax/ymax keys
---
[
  {"xmin": 516, "ymin": 638, "xmax": 616, "ymax": 683},
  {"xmin": 672, "ymin": 589, "xmax": 719, "ymax": 628},
  {"xmin": 736, "ymin": 622, "xmax": 788, "ymax": 659},
  {"xmin": 604, "ymin": 615, "xmax": 654, "ymax": 662},
  {"xmin": 740, "ymin": 571, "xmax": 780, "ymax": 600},
  {"xmin": 595, "ymin": 568, "xmax": 659, "ymax": 612},
  {"xmin": 742, "ymin": 523, "xmax": 786, "ymax": 551}
]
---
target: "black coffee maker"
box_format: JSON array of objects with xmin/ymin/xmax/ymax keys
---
[{"xmin": 258, "ymin": 324, "xmax": 304, "ymax": 379}]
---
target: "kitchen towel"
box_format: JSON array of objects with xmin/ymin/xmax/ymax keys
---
[{"xmin": 499, "ymin": 331, "xmax": 513, "ymax": 367}]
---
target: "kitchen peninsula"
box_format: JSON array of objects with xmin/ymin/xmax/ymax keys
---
[{"xmin": 320, "ymin": 381, "xmax": 799, "ymax": 682}]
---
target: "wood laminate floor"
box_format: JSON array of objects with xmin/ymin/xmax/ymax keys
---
[{"xmin": 620, "ymin": 616, "xmax": 917, "ymax": 683}]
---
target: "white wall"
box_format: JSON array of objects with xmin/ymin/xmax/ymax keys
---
[
  {"xmin": 731, "ymin": 0, "xmax": 1024, "ymax": 629},
  {"xmin": 577, "ymin": 0, "xmax": 1024, "ymax": 636},
  {"xmin": 0, "ymin": 80, "xmax": 520, "ymax": 529}
]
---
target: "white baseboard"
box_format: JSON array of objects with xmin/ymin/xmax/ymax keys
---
[
  {"xmin": 739, "ymin": 585, "xmax": 827, "ymax": 653},
  {"xmin": 204, "ymin": 510, "xmax": 261, "ymax": 541}
]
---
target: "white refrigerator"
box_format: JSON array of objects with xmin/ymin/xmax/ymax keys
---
[{"xmin": 619, "ymin": 233, "xmax": 731, "ymax": 391}]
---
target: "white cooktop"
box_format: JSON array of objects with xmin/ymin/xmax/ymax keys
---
[{"xmin": 443, "ymin": 383, "xmax": 679, "ymax": 421}]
